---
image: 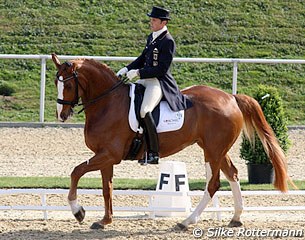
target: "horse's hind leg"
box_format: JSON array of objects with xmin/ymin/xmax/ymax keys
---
[
  {"xmin": 178, "ymin": 159, "xmax": 221, "ymax": 230},
  {"xmin": 221, "ymin": 154, "xmax": 243, "ymax": 227}
]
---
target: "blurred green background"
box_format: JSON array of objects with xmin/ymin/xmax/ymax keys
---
[{"xmin": 0, "ymin": 0, "xmax": 304, "ymax": 124}]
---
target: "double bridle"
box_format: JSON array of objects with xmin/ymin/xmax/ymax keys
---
[{"xmin": 56, "ymin": 62, "xmax": 127, "ymax": 113}]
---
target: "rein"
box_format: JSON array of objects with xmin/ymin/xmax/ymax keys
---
[
  {"xmin": 56, "ymin": 63, "xmax": 128, "ymax": 114},
  {"xmin": 78, "ymin": 76, "xmax": 128, "ymax": 113}
]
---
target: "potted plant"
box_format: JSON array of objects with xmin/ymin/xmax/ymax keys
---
[{"xmin": 240, "ymin": 85, "xmax": 290, "ymax": 184}]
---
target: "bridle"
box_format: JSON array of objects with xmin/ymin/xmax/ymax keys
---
[
  {"xmin": 56, "ymin": 62, "xmax": 127, "ymax": 113},
  {"xmin": 56, "ymin": 62, "xmax": 80, "ymax": 107}
]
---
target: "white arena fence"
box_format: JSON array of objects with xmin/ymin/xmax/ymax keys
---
[
  {"xmin": 0, "ymin": 189, "xmax": 304, "ymax": 220},
  {"xmin": 1, "ymin": 54, "xmax": 305, "ymax": 123}
]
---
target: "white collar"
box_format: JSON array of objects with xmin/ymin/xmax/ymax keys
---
[{"xmin": 152, "ymin": 26, "xmax": 167, "ymax": 41}]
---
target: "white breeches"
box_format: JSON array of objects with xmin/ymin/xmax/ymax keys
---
[{"xmin": 137, "ymin": 78, "xmax": 163, "ymax": 118}]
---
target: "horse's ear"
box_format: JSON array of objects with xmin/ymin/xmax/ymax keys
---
[
  {"xmin": 51, "ymin": 53, "xmax": 61, "ymax": 69},
  {"xmin": 72, "ymin": 62, "xmax": 78, "ymax": 72}
]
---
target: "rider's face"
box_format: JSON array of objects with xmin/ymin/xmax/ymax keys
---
[{"xmin": 149, "ymin": 17, "xmax": 167, "ymax": 32}]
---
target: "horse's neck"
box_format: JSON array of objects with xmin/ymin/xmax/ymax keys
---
[
  {"xmin": 81, "ymin": 72, "xmax": 129, "ymax": 121},
  {"xmin": 80, "ymin": 67, "xmax": 118, "ymax": 103}
]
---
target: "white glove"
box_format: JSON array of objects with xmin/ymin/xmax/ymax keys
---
[
  {"xmin": 116, "ymin": 67, "xmax": 128, "ymax": 77},
  {"xmin": 127, "ymin": 69, "xmax": 139, "ymax": 80}
]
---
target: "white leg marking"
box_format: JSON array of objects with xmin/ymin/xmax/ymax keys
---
[
  {"xmin": 68, "ymin": 199, "xmax": 81, "ymax": 215},
  {"xmin": 229, "ymin": 181, "xmax": 243, "ymax": 221},
  {"xmin": 181, "ymin": 162, "xmax": 213, "ymax": 227},
  {"xmin": 57, "ymin": 80, "xmax": 64, "ymax": 121}
]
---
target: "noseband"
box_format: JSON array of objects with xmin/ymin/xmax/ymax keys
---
[{"xmin": 56, "ymin": 61, "xmax": 127, "ymax": 113}]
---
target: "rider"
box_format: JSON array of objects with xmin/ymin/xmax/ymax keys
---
[{"xmin": 117, "ymin": 6, "xmax": 192, "ymax": 164}]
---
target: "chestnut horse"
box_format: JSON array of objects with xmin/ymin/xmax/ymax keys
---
[{"xmin": 52, "ymin": 53, "xmax": 291, "ymax": 230}]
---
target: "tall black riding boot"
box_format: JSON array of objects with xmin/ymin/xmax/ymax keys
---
[{"xmin": 138, "ymin": 112, "xmax": 159, "ymax": 165}]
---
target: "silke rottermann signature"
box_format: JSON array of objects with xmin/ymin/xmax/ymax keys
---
[{"xmin": 193, "ymin": 227, "xmax": 304, "ymax": 238}]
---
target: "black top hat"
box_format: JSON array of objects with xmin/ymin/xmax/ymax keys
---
[{"xmin": 147, "ymin": 6, "xmax": 170, "ymax": 20}]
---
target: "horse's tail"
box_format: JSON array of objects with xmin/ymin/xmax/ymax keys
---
[{"xmin": 234, "ymin": 94, "xmax": 295, "ymax": 192}]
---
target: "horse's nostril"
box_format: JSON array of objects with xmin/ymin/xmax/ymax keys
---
[
  {"xmin": 61, "ymin": 114, "xmax": 67, "ymax": 121},
  {"xmin": 59, "ymin": 111, "xmax": 66, "ymax": 121}
]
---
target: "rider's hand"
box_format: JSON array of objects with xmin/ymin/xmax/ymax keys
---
[
  {"xmin": 127, "ymin": 69, "xmax": 139, "ymax": 80},
  {"xmin": 116, "ymin": 67, "xmax": 128, "ymax": 77}
]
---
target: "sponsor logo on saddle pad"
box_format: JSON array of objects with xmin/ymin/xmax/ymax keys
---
[{"xmin": 128, "ymin": 83, "xmax": 185, "ymax": 133}]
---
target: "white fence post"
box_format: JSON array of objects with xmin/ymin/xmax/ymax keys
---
[
  {"xmin": 41, "ymin": 192, "xmax": 48, "ymax": 220},
  {"xmin": 232, "ymin": 61, "xmax": 238, "ymax": 95},
  {"xmin": 39, "ymin": 57, "xmax": 46, "ymax": 123}
]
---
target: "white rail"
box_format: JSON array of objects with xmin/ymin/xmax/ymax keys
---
[
  {"xmin": 1, "ymin": 54, "xmax": 305, "ymax": 122},
  {"xmin": 0, "ymin": 189, "xmax": 304, "ymax": 220}
]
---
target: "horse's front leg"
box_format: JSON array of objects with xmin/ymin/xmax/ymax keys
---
[
  {"xmin": 68, "ymin": 152, "xmax": 115, "ymax": 224},
  {"xmin": 67, "ymin": 161, "xmax": 88, "ymax": 223},
  {"xmin": 90, "ymin": 166, "xmax": 114, "ymax": 229}
]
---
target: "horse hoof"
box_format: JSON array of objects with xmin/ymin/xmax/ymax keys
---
[
  {"xmin": 90, "ymin": 222, "xmax": 105, "ymax": 230},
  {"xmin": 175, "ymin": 223, "xmax": 188, "ymax": 231},
  {"xmin": 228, "ymin": 219, "xmax": 243, "ymax": 227},
  {"xmin": 74, "ymin": 206, "xmax": 86, "ymax": 223}
]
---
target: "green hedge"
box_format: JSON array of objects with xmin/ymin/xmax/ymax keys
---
[{"xmin": 0, "ymin": 81, "xmax": 16, "ymax": 96}]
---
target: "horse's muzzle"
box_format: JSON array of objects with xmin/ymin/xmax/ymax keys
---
[{"xmin": 57, "ymin": 108, "xmax": 73, "ymax": 122}]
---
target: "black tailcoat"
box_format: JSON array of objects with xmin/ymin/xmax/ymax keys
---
[{"xmin": 127, "ymin": 30, "xmax": 192, "ymax": 111}]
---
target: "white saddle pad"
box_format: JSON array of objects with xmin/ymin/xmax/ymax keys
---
[{"xmin": 128, "ymin": 83, "xmax": 185, "ymax": 133}]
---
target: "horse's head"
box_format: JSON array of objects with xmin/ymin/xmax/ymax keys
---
[
  {"xmin": 52, "ymin": 54, "xmax": 125, "ymax": 122},
  {"xmin": 52, "ymin": 53, "xmax": 81, "ymax": 122}
]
